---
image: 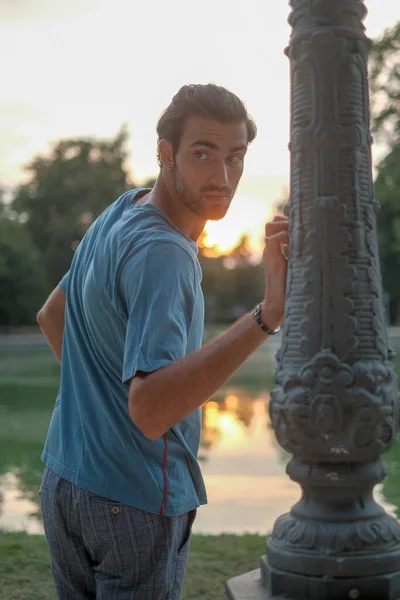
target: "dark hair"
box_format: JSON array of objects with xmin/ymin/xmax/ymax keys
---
[{"xmin": 156, "ymin": 83, "xmax": 257, "ymax": 166}]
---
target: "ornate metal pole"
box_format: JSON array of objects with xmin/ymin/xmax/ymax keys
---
[{"xmin": 226, "ymin": 0, "xmax": 400, "ymax": 598}]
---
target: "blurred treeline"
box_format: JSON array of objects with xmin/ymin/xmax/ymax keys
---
[{"xmin": 0, "ymin": 22, "xmax": 399, "ymax": 329}]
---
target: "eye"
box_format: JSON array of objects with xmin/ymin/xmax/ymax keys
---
[
  {"xmin": 227, "ymin": 155, "xmax": 242, "ymax": 164},
  {"xmin": 194, "ymin": 151, "xmax": 209, "ymax": 160}
]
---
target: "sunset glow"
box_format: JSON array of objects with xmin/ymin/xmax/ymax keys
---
[
  {"xmin": 1, "ymin": 0, "xmax": 397, "ymax": 256},
  {"xmin": 202, "ymin": 193, "xmax": 276, "ymax": 256}
]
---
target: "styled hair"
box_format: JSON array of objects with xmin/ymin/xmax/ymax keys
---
[{"xmin": 156, "ymin": 84, "xmax": 257, "ymax": 166}]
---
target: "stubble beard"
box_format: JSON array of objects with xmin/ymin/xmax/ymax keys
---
[{"xmin": 173, "ymin": 167, "xmax": 233, "ymax": 222}]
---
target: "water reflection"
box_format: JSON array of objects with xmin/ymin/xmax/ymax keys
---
[
  {"xmin": 383, "ymin": 442, "xmax": 400, "ymax": 520},
  {"xmin": 200, "ymin": 391, "xmax": 256, "ymax": 454},
  {"xmin": 194, "ymin": 390, "xmax": 301, "ymax": 534},
  {"xmin": 0, "ymin": 471, "xmax": 42, "ymax": 534},
  {"xmin": 0, "ymin": 374, "xmax": 399, "ymax": 536}
]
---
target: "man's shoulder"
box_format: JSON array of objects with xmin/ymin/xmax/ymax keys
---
[
  {"xmin": 129, "ymin": 237, "xmax": 198, "ymax": 279},
  {"xmin": 122, "ymin": 213, "xmax": 199, "ymax": 268}
]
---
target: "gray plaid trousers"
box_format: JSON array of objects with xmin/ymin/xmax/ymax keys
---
[{"xmin": 40, "ymin": 467, "xmax": 196, "ymax": 599}]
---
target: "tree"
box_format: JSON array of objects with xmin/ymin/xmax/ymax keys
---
[
  {"xmin": 369, "ymin": 21, "xmax": 400, "ymax": 145},
  {"xmin": 0, "ymin": 215, "xmax": 48, "ymax": 328},
  {"xmin": 375, "ymin": 147, "xmax": 400, "ymax": 324},
  {"xmin": 368, "ymin": 22, "xmax": 400, "ymax": 323},
  {"xmin": 198, "ymin": 233, "xmax": 264, "ymax": 324},
  {"xmin": 12, "ymin": 127, "xmax": 132, "ymax": 289}
]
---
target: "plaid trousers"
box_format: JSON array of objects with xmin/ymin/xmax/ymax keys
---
[{"xmin": 40, "ymin": 466, "xmax": 196, "ymax": 599}]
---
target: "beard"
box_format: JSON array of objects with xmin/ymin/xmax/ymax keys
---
[{"xmin": 173, "ymin": 167, "xmax": 234, "ymax": 222}]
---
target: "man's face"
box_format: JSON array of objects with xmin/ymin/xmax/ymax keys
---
[{"xmin": 172, "ymin": 116, "xmax": 248, "ymax": 221}]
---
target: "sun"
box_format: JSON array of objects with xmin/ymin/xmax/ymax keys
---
[
  {"xmin": 201, "ymin": 193, "xmax": 274, "ymax": 257},
  {"xmin": 202, "ymin": 221, "xmax": 241, "ymax": 255}
]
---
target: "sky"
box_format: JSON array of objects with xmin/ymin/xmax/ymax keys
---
[{"xmin": 1, "ymin": 0, "xmax": 398, "ymax": 254}]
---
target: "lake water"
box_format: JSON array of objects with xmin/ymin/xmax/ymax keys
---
[{"xmin": 1, "ymin": 338, "xmax": 400, "ymax": 537}]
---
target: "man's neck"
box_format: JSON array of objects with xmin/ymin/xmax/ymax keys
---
[{"xmin": 142, "ymin": 176, "xmax": 206, "ymax": 242}]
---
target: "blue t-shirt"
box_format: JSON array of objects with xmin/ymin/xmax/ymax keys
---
[{"xmin": 41, "ymin": 189, "xmax": 207, "ymax": 516}]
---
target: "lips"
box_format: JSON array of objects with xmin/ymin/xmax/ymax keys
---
[{"xmin": 203, "ymin": 193, "xmax": 230, "ymax": 200}]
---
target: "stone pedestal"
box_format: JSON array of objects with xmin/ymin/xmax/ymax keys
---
[
  {"xmin": 226, "ymin": 560, "xmax": 400, "ymax": 600},
  {"xmin": 225, "ymin": 569, "xmax": 266, "ymax": 600}
]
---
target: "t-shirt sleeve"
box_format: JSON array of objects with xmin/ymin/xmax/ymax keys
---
[
  {"xmin": 121, "ymin": 242, "xmax": 198, "ymax": 385},
  {"xmin": 58, "ymin": 271, "xmax": 69, "ymax": 292}
]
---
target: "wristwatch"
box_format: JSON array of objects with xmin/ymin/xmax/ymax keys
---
[{"xmin": 252, "ymin": 303, "xmax": 281, "ymax": 335}]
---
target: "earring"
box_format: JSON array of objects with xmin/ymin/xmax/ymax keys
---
[{"xmin": 168, "ymin": 165, "xmax": 172, "ymax": 172}]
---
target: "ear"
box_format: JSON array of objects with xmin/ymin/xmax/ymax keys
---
[{"xmin": 158, "ymin": 139, "xmax": 174, "ymax": 170}]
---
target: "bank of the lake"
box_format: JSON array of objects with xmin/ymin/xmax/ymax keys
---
[{"xmin": 0, "ymin": 529, "xmax": 265, "ymax": 600}]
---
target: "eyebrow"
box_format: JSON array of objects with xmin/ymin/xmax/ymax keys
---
[{"xmin": 190, "ymin": 140, "xmax": 247, "ymax": 153}]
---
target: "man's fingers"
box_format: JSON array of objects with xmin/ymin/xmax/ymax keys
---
[
  {"xmin": 265, "ymin": 220, "xmax": 289, "ymax": 237},
  {"xmin": 265, "ymin": 230, "xmax": 289, "ymax": 245}
]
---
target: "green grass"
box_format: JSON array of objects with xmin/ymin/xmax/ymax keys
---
[
  {"xmin": 183, "ymin": 534, "xmax": 266, "ymax": 599},
  {"xmin": 0, "ymin": 530, "xmax": 266, "ymax": 600},
  {"xmin": 0, "ymin": 531, "xmax": 54, "ymax": 600}
]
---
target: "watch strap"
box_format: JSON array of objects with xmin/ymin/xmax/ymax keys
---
[{"xmin": 252, "ymin": 303, "xmax": 281, "ymax": 335}]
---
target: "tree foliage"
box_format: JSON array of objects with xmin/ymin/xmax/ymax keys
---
[
  {"xmin": 369, "ymin": 21, "xmax": 400, "ymax": 323},
  {"xmin": 0, "ymin": 214, "xmax": 48, "ymax": 328},
  {"xmin": 12, "ymin": 127, "xmax": 132, "ymax": 289},
  {"xmin": 198, "ymin": 234, "xmax": 264, "ymax": 324},
  {"xmin": 375, "ymin": 147, "xmax": 400, "ymax": 323},
  {"xmin": 369, "ymin": 21, "xmax": 400, "ymax": 145}
]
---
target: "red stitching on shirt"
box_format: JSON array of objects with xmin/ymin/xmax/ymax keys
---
[{"xmin": 160, "ymin": 433, "xmax": 169, "ymax": 516}]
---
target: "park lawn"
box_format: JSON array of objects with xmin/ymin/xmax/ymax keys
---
[{"xmin": 0, "ymin": 530, "xmax": 266, "ymax": 600}]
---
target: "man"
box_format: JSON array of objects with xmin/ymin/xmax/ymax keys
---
[{"xmin": 37, "ymin": 83, "xmax": 288, "ymax": 600}]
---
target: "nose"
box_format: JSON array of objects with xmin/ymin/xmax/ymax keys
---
[{"xmin": 210, "ymin": 159, "xmax": 229, "ymax": 188}]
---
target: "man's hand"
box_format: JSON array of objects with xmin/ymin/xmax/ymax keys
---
[
  {"xmin": 37, "ymin": 286, "xmax": 66, "ymax": 363},
  {"xmin": 261, "ymin": 215, "xmax": 289, "ymax": 331}
]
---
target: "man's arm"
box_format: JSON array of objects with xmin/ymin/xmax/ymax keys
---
[
  {"xmin": 129, "ymin": 217, "xmax": 288, "ymax": 440},
  {"xmin": 130, "ymin": 309, "xmax": 274, "ymax": 440},
  {"xmin": 37, "ymin": 286, "xmax": 66, "ymax": 363}
]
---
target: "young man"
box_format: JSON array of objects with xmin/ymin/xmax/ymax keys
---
[{"xmin": 37, "ymin": 83, "xmax": 288, "ymax": 600}]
